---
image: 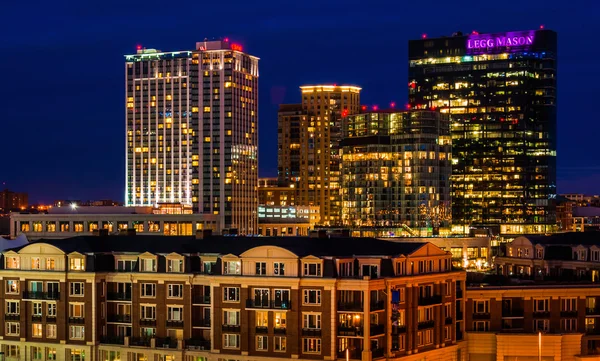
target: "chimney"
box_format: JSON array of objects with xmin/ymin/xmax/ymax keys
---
[{"xmin": 196, "ymin": 229, "xmax": 212, "ymax": 240}]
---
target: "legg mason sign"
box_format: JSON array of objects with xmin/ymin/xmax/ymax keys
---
[{"xmin": 466, "ymin": 31, "xmax": 536, "ymax": 54}]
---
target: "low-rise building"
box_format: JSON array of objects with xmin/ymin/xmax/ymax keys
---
[
  {"xmin": 10, "ymin": 206, "xmax": 220, "ymax": 240},
  {"xmin": 465, "ymin": 284, "xmax": 600, "ymax": 359},
  {"xmin": 494, "ymin": 233, "xmax": 600, "ymax": 281},
  {"xmin": 258, "ymin": 205, "xmax": 320, "ymax": 237},
  {"xmin": 0, "ymin": 234, "xmax": 466, "ymax": 361}
]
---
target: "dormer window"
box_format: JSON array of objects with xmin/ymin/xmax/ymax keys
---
[
  {"xmin": 140, "ymin": 258, "xmax": 157, "ymax": 272},
  {"xmin": 362, "ymin": 264, "xmax": 378, "ymax": 278},
  {"xmin": 70, "ymin": 257, "xmax": 85, "ymax": 271},
  {"xmin": 303, "ymin": 263, "xmax": 321, "ymax": 277},
  {"xmin": 255, "ymin": 262, "xmax": 267, "ymax": 275},
  {"xmin": 339, "ymin": 261, "xmax": 353, "ymax": 277},
  {"xmin": 224, "ymin": 261, "xmax": 241, "ymax": 275},
  {"xmin": 168, "ymin": 259, "xmax": 183, "ymax": 273},
  {"xmin": 117, "ymin": 259, "xmax": 136, "ymax": 272},
  {"xmin": 6, "ymin": 257, "xmax": 20, "ymax": 269},
  {"xmin": 31, "ymin": 258, "xmax": 41, "ymax": 270},
  {"xmin": 536, "ymin": 248, "xmax": 544, "ymax": 259}
]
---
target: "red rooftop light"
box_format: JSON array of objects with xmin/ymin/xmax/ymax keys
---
[
  {"xmin": 390, "ymin": 102, "xmax": 396, "ymax": 108},
  {"xmin": 136, "ymin": 45, "xmax": 142, "ymax": 50},
  {"xmin": 373, "ymin": 105, "xmax": 379, "ymax": 111},
  {"xmin": 406, "ymin": 104, "xmax": 411, "ymax": 110},
  {"xmin": 361, "ymin": 105, "xmax": 367, "ymax": 111},
  {"xmin": 224, "ymin": 37, "xmax": 229, "ymax": 42},
  {"xmin": 540, "ymin": 24, "xmax": 545, "ymax": 29},
  {"xmin": 472, "ymin": 30, "xmax": 479, "ymax": 35},
  {"xmin": 421, "ymin": 34, "xmax": 427, "ymax": 39}
]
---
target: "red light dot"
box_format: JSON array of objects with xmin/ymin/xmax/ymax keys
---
[
  {"xmin": 390, "ymin": 102, "xmax": 396, "ymax": 108},
  {"xmin": 421, "ymin": 34, "xmax": 427, "ymax": 39},
  {"xmin": 430, "ymin": 106, "xmax": 437, "ymax": 110},
  {"xmin": 405, "ymin": 104, "xmax": 411, "ymax": 110},
  {"xmin": 540, "ymin": 25, "xmax": 544, "ymax": 29},
  {"xmin": 361, "ymin": 105, "xmax": 367, "ymax": 111},
  {"xmin": 472, "ymin": 30, "xmax": 479, "ymax": 35},
  {"xmin": 224, "ymin": 38, "xmax": 229, "ymax": 42},
  {"xmin": 136, "ymin": 45, "xmax": 142, "ymax": 50},
  {"xmin": 373, "ymin": 105, "xmax": 379, "ymax": 111}
]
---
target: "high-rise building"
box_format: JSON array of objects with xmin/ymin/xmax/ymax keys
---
[
  {"xmin": 125, "ymin": 40, "xmax": 259, "ymax": 234},
  {"xmin": 278, "ymin": 85, "xmax": 361, "ymax": 225},
  {"xmin": 408, "ymin": 29, "xmax": 557, "ymax": 236},
  {"xmin": 341, "ymin": 110, "xmax": 451, "ymax": 229}
]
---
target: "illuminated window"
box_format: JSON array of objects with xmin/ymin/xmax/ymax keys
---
[{"xmin": 192, "ymin": 107, "xmax": 199, "ymax": 113}]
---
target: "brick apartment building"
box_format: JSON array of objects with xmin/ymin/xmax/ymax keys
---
[{"xmin": 0, "ymin": 234, "xmax": 466, "ymax": 361}]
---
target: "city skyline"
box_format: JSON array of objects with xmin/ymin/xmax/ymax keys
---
[{"xmin": 2, "ymin": 0, "xmax": 598, "ymax": 203}]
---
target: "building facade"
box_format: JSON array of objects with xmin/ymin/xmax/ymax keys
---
[
  {"xmin": 257, "ymin": 205, "xmax": 320, "ymax": 236},
  {"xmin": 0, "ymin": 189, "xmax": 28, "ymax": 212},
  {"xmin": 10, "ymin": 206, "xmax": 220, "ymax": 240},
  {"xmin": 125, "ymin": 40, "xmax": 259, "ymax": 234},
  {"xmin": 465, "ymin": 284, "xmax": 600, "ymax": 359},
  {"xmin": 278, "ymin": 85, "xmax": 361, "ymax": 226},
  {"xmin": 0, "ymin": 235, "xmax": 466, "ymax": 361},
  {"xmin": 494, "ymin": 233, "xmax": 600, "ymax": 281},
  {"xmin": 341, "ymin": 110, "xmax": 451, "ymax": 229},
  {"xmin": 408, "ymin": 29, "xmax": 557, "ymax": 236},
  {"xmin": 258, "ymin": 178, "xmax": 297, "ymax": 207}
]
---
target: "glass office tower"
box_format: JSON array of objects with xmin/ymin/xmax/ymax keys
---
[{"xmin": 408, "ymin": 29, "xmax": 557, "ymax": 236}]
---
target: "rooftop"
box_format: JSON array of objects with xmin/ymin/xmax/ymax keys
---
[{"xmin": 6, "ymin": 235, "xmax": 429, "ymax": 259}]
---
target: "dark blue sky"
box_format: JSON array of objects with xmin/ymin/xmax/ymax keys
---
[{"xmin": 1, "ymin": 0, "xmax": 598, "ymax": 203}]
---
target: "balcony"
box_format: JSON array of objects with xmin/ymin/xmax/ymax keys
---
[
  {"xmin": 587, "ymin": 308, "xmax": 600, "ymax": 316},
  {"xmin": 372, "ymin": 348, "xmax": 385, "ymax": 359},
  {"xmin": 418, "ymin": 320, "xmax": 435, "ymax": 330},
  {"xmin": 22, "ymin": 291, "xmax": 60, "ymax": 300},
  {"xmin": 107, "ymin": 292, "xmax": 132, "ymax": 301},
  {"xmin": 69, "ymin": 317, "xmax": 85, "ymax": 324},
  {"xmin": 140, "ymin": 319, "xmax": 156, "ymax": 327},
  {"xmin": 155, "ymin": 337, "xmax": 178, "ymax": 349},
  {"xmin": 186, "ymin": 338, "xmax": 210, "ymax": 350},
  {"xmin": 370, "ymin": 324, "xmax": 384, "ymax": 336},
  {"xmin": 166, "ymin": 320, "xmax": 184, "ymax": 328},
  {"xmin": 130, "ymin": 337, "xmax": 151, "ymax": 347},
  {"xmin": 46, "ymin": 316, "xmax": 56, "ymax": 323},
  {"xmin": 192, "ymin": 294, "xmax": 211, "ymax": 304},
  {"xmin": 561, "ymin": 310, "xmax": 579, "ymax": 318},
  {"xmin": 5, "ymin": 314, "xmax": 19, "ymax": 321},
  {"xmin": 255, "ymin": 326, "xmax": 268, "ymax": 334},
  {"xmin": 274, "ymin": 327, "xmax": 286, "ymax": 335},
  {"xmin": 222, "ymin": 324, "xmax": 241, "ymax": 333},
  {"xmin": 193, "ymin": 319, "xmax": 210, "ymax": 328},
  {"xmin": 418, "ymin": 295, "xmax": 442, "ymax": 306},
  {"xmin": 445, "ymin": 317, "xmax": 453, "ymax": 325},
  {"xmin": 394, "ymin": 325, "xmax": 406, "ymax": 334},
  {"xmin": 100, "ymin": 336, "xmax": 125, "ymax": 345},
  {"xmin": 302, "ymin": 328, "xmax": 322, "ymax": 337},
  {"xmin": 533, "ymin": 311, "xmax": 550, "ymax": 318},
  {"xmin": 502, "ymin": 309, "xmax": 524, "ymax": 318},
  {"xmin": 456, "ymin": 289, "xmax": 463, "ymax": 299},
  {"xmin": 338, "ymin": 302, "xmax": 363, "ymax": 312},
  {"xmin": 108, "ymin": 314, "xmax": 132, "ymax": 323},
  {"xmin": 370, "ymin": 300, "xmax": 385, "ymax": 311},
  {"xmin": 32, "ymin": 315, "xmax": 43, "ymax": 322},
  {"xmin": 338, "ymin": 325, "xmax": 363, "ymax": 337},
  {"xmin": 473, "ymin": 312, "xmax": 491, "ymax": 320},
  {"xmin": 337, "ymin": 349, "xmax": 362, "ymax": 360},
  {"xmin": 245, "ymin": 299, "xmax": 291, "ymax": 310}
]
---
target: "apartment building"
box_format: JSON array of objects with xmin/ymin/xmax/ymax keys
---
[
  {"xmin": 495, "ymin": 232, "xmax": 600, "ymax": 281},
  {"xmin": 0, "ymin": 234, "xmax": 466, "ymax": 361},
  {"xmin": 465, "ymin": 284, "xmax": 600, "ymax": 359}
]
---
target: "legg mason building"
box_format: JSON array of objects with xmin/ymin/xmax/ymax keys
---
[{"xmin": 408, "ymin": 29, "xmax": 557, "ymax": 237}]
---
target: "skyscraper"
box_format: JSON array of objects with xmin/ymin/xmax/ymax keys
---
[
  {"xmin": 408, "ymin": 29, "xmax": 557, "ymax": 236},
  {"xmin": 341, "ymin": 110, "xmax": 451, "ymax": 229},
  {"xmin": 125, "ymin": 40, "xmax": 259, "ymax": 234},
  {"xmin": 277, "ymin": 85, "xmax": 361, "ymax": 225}
]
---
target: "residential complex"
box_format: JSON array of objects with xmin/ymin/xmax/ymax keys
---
[
  {"xmin": 125, "ymin": 39, "xmax": 259, "ymax": 234},
  {"xmin": 409, "ymin": 29, "xmax": 558, "ymax": 236},
  {"xmin": 340, "ymin": 110, "xmax": 451, "ymax": 229},
  {"xmin": 278, "ymin": 85, "xmax": 361, "ymax": 225},
  {"xmin": 0, "ymin": 235, "xmax": 466, "ymax": 361},
  {"xmin": 465, "ymin": 284, "xmax": 600, "ymax": 359}
]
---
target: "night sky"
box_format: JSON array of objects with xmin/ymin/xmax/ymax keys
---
[{"xmin": 2, "ymin": 0, "xmax": 598, "ymax": 203}]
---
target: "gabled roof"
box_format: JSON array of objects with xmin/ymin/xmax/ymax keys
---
[{"xmin": 5, "ymin": 235, "xmax": 431, "ymax": 259}]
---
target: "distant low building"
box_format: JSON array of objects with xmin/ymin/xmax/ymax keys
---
[
  {"xmin": 495, "ymin": 232, "xmax": 600, "ymax": 281},
  {"xmin": 0, "ymin": 189, "xmax": 28, "ymax": 212},
  {"xmin": 258, "ymin": 205, "xmax": 319, "ymax": 236},
  {"xmin": 573, "ymin": 207, "xmax": 600, "ymax": 232},
  {"xmin": 10, "ymin": 205, "xmax": 220, "ymax": 240}
]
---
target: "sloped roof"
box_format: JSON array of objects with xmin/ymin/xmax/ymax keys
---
[
  {"xmin": 5, "ymin": 235, "xmax": 429, "ymax": 258},
  {"xmin": 525, "ymin": 232, "xmax": 600, "ymax": 246}
]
